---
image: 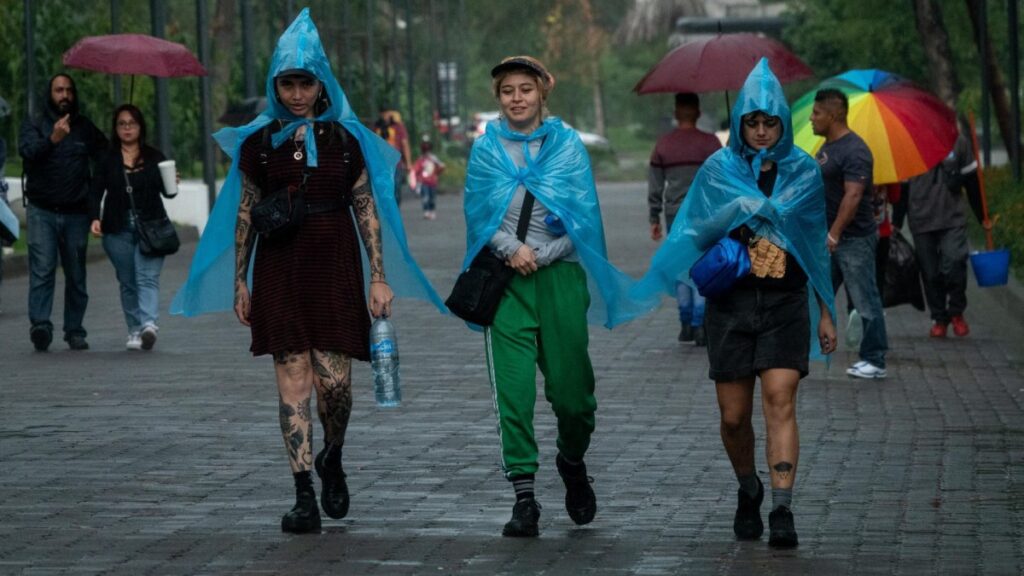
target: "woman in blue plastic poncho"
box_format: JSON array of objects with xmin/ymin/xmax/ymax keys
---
[
  {"xmin": 460, "ymin": 56, "xmax": 655, "ymax": 538},
  {"xmin": 633, "ymin": 59, "xmax": 837, "ymax": 548},
  {"xmin": 171, "ymin": 10, "xmax": 442, "ymax": 534}
]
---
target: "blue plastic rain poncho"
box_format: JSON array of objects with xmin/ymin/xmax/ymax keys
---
[
  {"xmin": 632, "ymin": 58, "xmax": 835, "ymax": 357},
  {"xmin": 171, "ymin": 9, "xmax": 443, "ymax": 316},
  {"xmin": 462, "ymin": 117, "xmax": 658, "ymax": 328}
]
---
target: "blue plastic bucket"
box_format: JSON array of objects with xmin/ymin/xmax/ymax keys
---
[{"xmin": 969, "ymin": 248, "xmax": 1011, "ymax": 287}]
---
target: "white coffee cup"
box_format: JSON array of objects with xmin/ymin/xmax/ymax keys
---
[{"xmin": 158, "ymin": 160, "xmax": 177, "ymax": 197}]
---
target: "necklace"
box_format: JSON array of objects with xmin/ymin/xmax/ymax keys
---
[{"xmin": 292, "ymin": 123, "xmax": 309, "ymax": 161}]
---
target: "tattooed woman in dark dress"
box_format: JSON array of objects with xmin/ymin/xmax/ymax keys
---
[{"xmin": 232, "ymin": 22, "xmax": 392, "ymax": 535}]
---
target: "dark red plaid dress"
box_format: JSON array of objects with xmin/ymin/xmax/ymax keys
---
[{"xmin": 239, "ymin": 124, "xmax": 371, "ymax": 360}]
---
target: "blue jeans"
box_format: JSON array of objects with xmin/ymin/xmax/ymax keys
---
[
  {"xmin": 27, "ymin": 204, "xmax": 90, "ymax": 339},
  {"xmin": 831, "ymin": 232, "xmax": 888, "ymax": 368},
  {"xmin": 419, "ymin": 184, "xmax": 437, "ymax": 211},
  {"xmin": 676, "ymin": 281, "xmax": 705, "ymax": 326},
  {"xmin": 102, "ymin": 222, "xmax": 165, "ymax": 331}
]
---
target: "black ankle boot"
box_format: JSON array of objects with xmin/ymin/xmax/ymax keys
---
[
  {"xmin": 502, "ymin": 498, "xmax": 541, "ymax": 537},
  {"xmin": 281, "ymin": 472, "xmax": 322, "ymax": 534},
  {"xmin": 556, "ymin": 453, "xmax": 597, "ymax": 525},
  {"xmin": 314, "ymin": 445, "xmax": 350, "ymax": 519}
]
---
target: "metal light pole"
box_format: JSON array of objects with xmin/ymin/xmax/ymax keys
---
[
  {"xmin": 241, "ymin": 0, "xmax": 257, "ymax": 99},
  {"xmin": 24, "ymin": 0, "xmax": 35, "ymax": 119},
  {"xmin": 979, "ymin": 0, "xmax": 991, "ymax": 166},
  {"xmin": 1009, "ymin": 0, "xmax": 1021, "ymax": 181},
  {"xmin": 405, "ymin": 0, "xmax": 416, "ymax": 146},
  {"xmin": 197, "ymin": 0, "xmax": 217, "ymax": 212},
  {"xmin": 151, "ymin": 0, "xmax": 173, "ymax": 157},
  {"xmin": 367, "ymin": 0, "xmax": 377, "ymax": 116},
  {"xmin": 111, "ymin": 0, "xmax": 123, "ymax": 104}
]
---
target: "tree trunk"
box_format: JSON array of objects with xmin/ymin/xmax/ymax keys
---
[
  {"xmin": 965, "ymin": 0, "xmax": 1015, "ymax": 154},
  {"xmin": 211, "ymin": 0, "xmax": 237, "ymax": 127},
  {"xmin": 911, "ymin": 0, "xmax": 959, "ymax": 107},
  {"xmin": 592, "ymin": 65, "xmax": 606, "ymax": 136}
]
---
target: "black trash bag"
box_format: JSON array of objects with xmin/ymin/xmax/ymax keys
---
[{"xmin": 883, "ymin": 233, "xmax": 926, "ymax": 311}]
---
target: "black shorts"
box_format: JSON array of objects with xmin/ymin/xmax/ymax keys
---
[{"xmin": 704, "ymin": 285, "xmax": 810, "ymax": 381}]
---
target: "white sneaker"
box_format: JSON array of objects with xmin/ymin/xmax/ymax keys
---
[
  {"xmin": 126, "ymin": 332, "xmax": 143, "ymax": 351},
  {"xmin": 845, "ymin": 309, "xmax": 862, "ymax": 348},
  {"xmin": 141, "ymin": 324, "xmax": 158, "ymax": 351},
  {"xmin": 846, "ymin": 360, "xmax": 886, "ymax": 379}
]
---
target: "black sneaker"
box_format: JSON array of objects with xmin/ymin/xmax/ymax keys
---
[
  {"xmin": 67, "ymin": 335, "xmax": 89, "ymax": 351},
  {"xmin": 733, "ymin": 476, "xmax": 764, "ymax": 540},
  {"xmin": 281, "ymin": 488, "xmax": 322, "ymax": 534},
  {"xmin": 768, "ymin": 506, "xmax": 798, "ymax": 548},
  {"xmin": 693, "ymin": 326, "xmax": 707, "ymax": 347},
  {"xmin": 556, "ymin": 453, "xmax": 597, "ymax": 525},
  {"xmin": 502, "ymin": 498, "xmax": 541, "ymax": 537},
  {"xmin": 314, "ymin": 445, "xmax": 350, "ymax": 520},
  {"xmin": 30, "ymin": 325, "xmax": 52, "ymax": 352},
  {"xmin": 678, "ymin": 324, "xmax": 694, "ymax": 342}
]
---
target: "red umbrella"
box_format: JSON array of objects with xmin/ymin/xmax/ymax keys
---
[
  {"xmin": 634, "ymin": 34, "xmax": 813, "ymax": 94},
  {"xmin": 63, "ymin": 34, "xmax": 207, "ymax": 102},
  {"xmin": 63, "ymin": 34, "xmax": 207, "ymax": 78}
]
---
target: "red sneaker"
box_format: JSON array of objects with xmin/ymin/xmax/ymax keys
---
[
  {"xmin": 929, "ymin": 322, "xmax": 948, "ymax": 338},
  {"xmin": 951, "ymin": 316, "xmax": 970, "ymax": 337}
]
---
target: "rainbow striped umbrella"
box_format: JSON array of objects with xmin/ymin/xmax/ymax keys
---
[{"xmin": 791, "ymin": 69, "xmax": 957, "ymax": 184}]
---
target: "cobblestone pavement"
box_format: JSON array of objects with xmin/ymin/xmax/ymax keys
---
[{"xmin": 1, "ymin": 183, "xmax": 1022, "ymax": 575}]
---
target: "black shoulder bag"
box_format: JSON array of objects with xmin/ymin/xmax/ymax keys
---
[
  {"xmin": 124, "ymin": 168, "xmax": 180, "ymax": 256},
  {"xmin": 445, "ymin": 192, "xmax": 536, "ymax": 326}
]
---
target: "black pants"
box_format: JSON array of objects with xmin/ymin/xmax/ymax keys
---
[{"xmin": 913, "ymin": 226, "xmax": 968, "ymax": 324}]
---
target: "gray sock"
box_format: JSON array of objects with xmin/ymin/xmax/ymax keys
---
[
  {"xmin": 772, "ymin": 488, "xmax": 792, "ymax": 511},
  {"xmin": 737, "ymin": 473, "xmax": 760, "ymax": 499}
]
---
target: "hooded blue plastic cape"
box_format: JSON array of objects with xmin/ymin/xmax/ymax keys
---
[
  {"xmin": 631, "ymin": 58, "xmax": 835, "ymax": 358},
  {"xmin": 170, "ymin": 9, "xmax": 443, "ymax": 316},
  {"xmin": 462, "ymin": 117, "xmax": 658, "ymax": 329}
]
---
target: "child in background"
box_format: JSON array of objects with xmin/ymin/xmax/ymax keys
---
[{"xmin": 410, "ymin": 139, "xmax": 445, "ymax": 220}]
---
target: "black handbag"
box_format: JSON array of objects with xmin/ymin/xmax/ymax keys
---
[
  {"xmin": 124, "ymin": 169, "xmax": 180, "ymax": 256},
  {"xmin": 446, "ymin": 192, "xmax": 536, "ymax": 325}
]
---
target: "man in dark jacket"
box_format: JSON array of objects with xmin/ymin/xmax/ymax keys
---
[{"xmin": 19, "ymin": 73, "xmax": 107, "ymax": 351}]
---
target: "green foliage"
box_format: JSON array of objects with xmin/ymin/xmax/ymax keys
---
[
  {"xmin": 782, "ymin": 0, "xmax": 928, "ymax": 83},
  {"xmin": 969, "ymin": 167, "xmax": 1024, "ymax": 281}
]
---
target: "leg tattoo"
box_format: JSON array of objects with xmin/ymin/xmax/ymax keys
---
[
  {"xmin": 773, "ymin": 462, "xmax": 794, "ymax": 481},
  {"xmin": 311, "ymin": 350, "xmax": 353, "ymax": 448}
]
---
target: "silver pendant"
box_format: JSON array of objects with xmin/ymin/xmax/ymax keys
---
[{"xmin": 293, "ymin": 150, "xmax": 304, "ymax": 161}]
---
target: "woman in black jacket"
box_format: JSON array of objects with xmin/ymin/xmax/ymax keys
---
[{"xmin": 89, "ymin": 104, "xmax": 176, "ymax": 351}]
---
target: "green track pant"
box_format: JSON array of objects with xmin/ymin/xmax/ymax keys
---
[{"xmin": 484, "ymin": 260, "xmax": 596, "ymax": 479}]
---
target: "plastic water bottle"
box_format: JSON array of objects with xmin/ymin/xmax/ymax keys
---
[{"xmin": 370, "ymin": 317, "xmax": 401, "ymax": 407}]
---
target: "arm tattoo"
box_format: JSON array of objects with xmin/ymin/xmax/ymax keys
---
[
  {"xmin": 350, "ymin": 170, "xmax": 385, "ymax": 281},
  {"xmin": 235, "ymin": 172, "xmax": 261, "ymax": 291}
]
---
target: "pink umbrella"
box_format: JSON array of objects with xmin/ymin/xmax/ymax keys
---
[
  {"xmin": 634, "ymin": 33, "xmax": 813, "ymax": 94},
  {"xmin": 63, "ymin": 33, "xmax": 207, "ymax": 101}
]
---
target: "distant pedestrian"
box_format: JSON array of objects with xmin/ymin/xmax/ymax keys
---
[
  {"xmin": 635, "ymin": 58, "xmax": 836, "ymax": 549},
  {"xmin": 89, "ymin": 104, "xmax": 176, "ymax": 351},
  {"xmin": 19, "ymin": 73, "xmax": 107, "ymax": 351},
  {"xmin": 410, "ymin": 138, "xmax": 445, "ymax": 220},
  {"xmin": 374, "ymin": 105, "xmax": 412, "ymax": 206},
  {"xmin": 647, "ymin": 92, "xmax": 722, "ymax": 345},
  {"xmin": 461, "ymin": 55, "xmax": 648, "ymax": 538},
  {"xmin": 893, "ymin": 125, "xmax": 985, "ymax": 338},
  {"xmin": 810, "ymin": 88, "xmax": 889, "ymax": 379},
  {"xmin": 172, "ymin": 10, "xmax": 441, "ymax": 534}
]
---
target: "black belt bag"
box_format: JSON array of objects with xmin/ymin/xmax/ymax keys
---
[{"xmin": 250, "ymin": 170, "xmax": 343, "ymax": 240}]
